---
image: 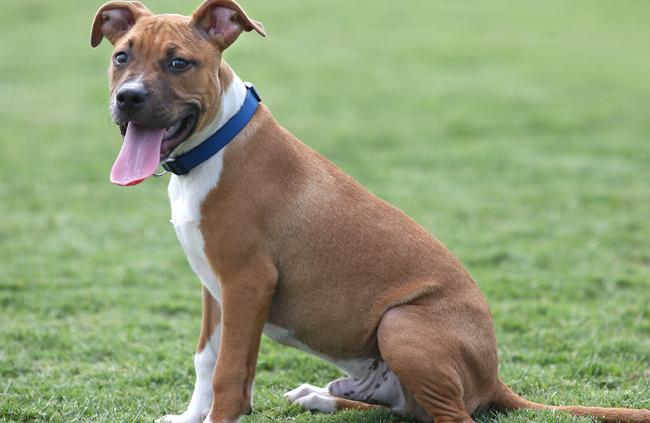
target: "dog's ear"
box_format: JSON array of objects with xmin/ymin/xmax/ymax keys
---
[
  {"xmin": 90, "ymin": 1, "xmax": 153, "ymax": 47},
  {"xmin": 191, "ymin": 0, "xmax": 266, "ymax": 50}
]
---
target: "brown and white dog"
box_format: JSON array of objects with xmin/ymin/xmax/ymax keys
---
[{"xmin": 90, "ymin": 1, "xmax": 650, "ymax": 422}]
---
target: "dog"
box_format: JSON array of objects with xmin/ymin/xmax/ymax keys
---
[{"xmin": 90, "ymin": 1, "xmax": 650, "ymax": 422}]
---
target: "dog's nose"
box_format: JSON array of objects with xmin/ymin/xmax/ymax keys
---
[{"xmin": 115, "ymin": 85, "xmax": 148, "ymax": 113}]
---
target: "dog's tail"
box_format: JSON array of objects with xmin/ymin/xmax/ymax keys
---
[{"xmin": 491, "ymin": 379, "xmax": 650, "ymax": 422}]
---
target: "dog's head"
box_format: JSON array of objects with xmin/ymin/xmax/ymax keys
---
[{"xmin": 90, "ymin": 0, "xmax": 265, "ymax": 185}]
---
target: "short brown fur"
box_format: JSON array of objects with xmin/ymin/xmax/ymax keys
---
[{"xmin": 92, "ymin": 1, "xmax": 650, "ymax": 422}]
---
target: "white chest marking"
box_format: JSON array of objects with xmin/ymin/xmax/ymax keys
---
[
  {"xmin": 167, "ymin": 76, "xmax": 247, "ymax": 302},
  {"xmin": 169, "ymin": 151, "xmax": 224, "ymax": 301}
]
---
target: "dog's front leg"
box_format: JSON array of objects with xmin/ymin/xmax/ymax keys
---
[
  {"xmin": 205, "ymin": 263, "xmax": 277, "ymax": 423},
  {"xmin": 158, "ymin": 288, "xmax": 221, "ymax": 423}
]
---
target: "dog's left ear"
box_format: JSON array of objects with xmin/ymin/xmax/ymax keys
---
[
  {"xmin": 90, "ymin": 1, "xmax": 153, "ymax": 47},
  {"xmin": 191, "ymin": 0, "xmax": 266, "ymax": 50}
]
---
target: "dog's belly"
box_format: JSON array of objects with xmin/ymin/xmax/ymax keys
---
[
  {"xmin": 263, "ymin": 323, "xmax": 370, "ymax": 375},
  {"xmin": 263, "ymin": 323, "xmax": 377, "ymax": 376},
  {"xmin": 262, "ymin": 323, "xmax": 351, "ymax": 367}
]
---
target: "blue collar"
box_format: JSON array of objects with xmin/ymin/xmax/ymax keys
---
[{"xmin": 161, "ymin": 83, "xmax": 261, "ymax": 175}]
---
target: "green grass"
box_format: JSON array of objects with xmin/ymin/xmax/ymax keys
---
[{"xmin": 1, "ymin": 0, "xmax": 649, "ymax": 421}]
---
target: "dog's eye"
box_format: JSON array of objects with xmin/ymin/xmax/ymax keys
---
[
  {"xmin": 113, "ymin": 52, "xmax": 128, "ymax": 67},
  {"xmin": 169, "ymin": 58, "xmax": 191, "ymax": 72}
]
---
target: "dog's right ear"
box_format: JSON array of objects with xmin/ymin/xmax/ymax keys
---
[
  {"xmin": 191, "ymin": 0, "xmax": 266, "ymax": 50},
  {"xmin": 90, "ymin": 1, "xmax": 153, "ymax": 47}
]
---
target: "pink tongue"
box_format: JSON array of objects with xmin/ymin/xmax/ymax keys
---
[{"xmin": 110, "ymin": 123, "xmax": 166, "ymax": 186}]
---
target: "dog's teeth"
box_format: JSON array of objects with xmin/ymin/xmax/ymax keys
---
[{"xmin": 165, "ymin": 121, "xmax": 183, "ymax": 137}]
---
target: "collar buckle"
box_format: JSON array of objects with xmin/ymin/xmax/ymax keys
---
[{"xmin": 161, "ymin": 158, "xmax": 188, "ymax": 175}]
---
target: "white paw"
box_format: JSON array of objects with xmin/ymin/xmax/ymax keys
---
[
  {"xmin": 285, "ymin": 383, "xmax": 337, "ymax": 413},
  {"xmin": 284, "ymin": 383, "xmax": 328, "ymax": 402},
  {"xmin": 295, "ymin": 392, "xmax": 338, "ymax": 413}
]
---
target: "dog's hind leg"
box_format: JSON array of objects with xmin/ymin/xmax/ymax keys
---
[
  {"xmin": 285, "ymin": 358, "xmax": 412, "ymax": 416},
  {"xmin": 158, "ymin": 287, "xmax": 221, "ymax": 423},
  {"xmin": 285, "ymin": 383, "xmax": 387, "ymax": 413},
  {"xmin": 377, "ymin": 298, "xmax": 499, "ymax": 423}
]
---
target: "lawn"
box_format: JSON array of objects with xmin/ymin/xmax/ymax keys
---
[{"xmin": 1, "ymin": 0, "xmax": 649, "ymax": 422}]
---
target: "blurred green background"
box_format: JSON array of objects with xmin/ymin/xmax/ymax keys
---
[{"xmin": 1, "ymin": 0, "xmax": 649, "ymax": 421}]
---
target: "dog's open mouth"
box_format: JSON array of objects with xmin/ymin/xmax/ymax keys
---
[
  {"xmin": 117, "ymin": 113, "xmax": 198, "ymax": 161},
  {"xmin": 161, "ymin": 113, "xmax": 198, "ymax": 160},
  {"xmin": 111, "ymin": 113, "xmax": 197, "ymax": 186}
]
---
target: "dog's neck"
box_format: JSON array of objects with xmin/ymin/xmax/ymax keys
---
[{"xmin": 167, "ymin": 64, "xmax": 248, "ymax": 225}]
